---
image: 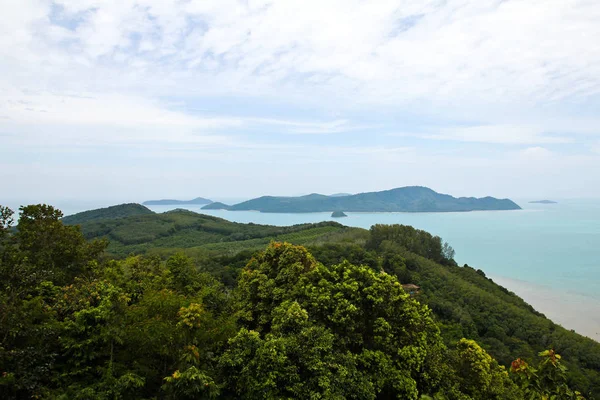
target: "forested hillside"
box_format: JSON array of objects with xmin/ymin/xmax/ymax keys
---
[
  {"xmin": 1, "ymin": 204, "xmax": 598, "ymax": 399},
  {"xmin": 62, "ymin": 205, "xmax": 355, "ymax": 258}
]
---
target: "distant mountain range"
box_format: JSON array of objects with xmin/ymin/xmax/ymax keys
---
[
  {"xmin": 201, "ymin": 186, "xmax": 521, "ymax": 213},
  {"xmin": 529, "ymin": 200, "xmax": 558, "ymax": 204},
  {"xmin": 143, "ymin": 197, "xmax": 212, "ymax": 206},
  {"xmin": 329, "ymin": 193, "xmax": 352, "ymax": 197}
]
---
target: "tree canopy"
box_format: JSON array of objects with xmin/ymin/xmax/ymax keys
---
[{"xmin": 0, "ymin": 204, "xmax": 594, "ymax": 399}]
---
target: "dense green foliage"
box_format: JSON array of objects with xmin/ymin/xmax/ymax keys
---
[
  {"xmin": 366, "ymin": 224, "xmax": 456, "ymax": 265},
  {"xmin": 309, "ymin": 226, "xmax": 600, "ymax": 397},
  {"xmin": 1, "ymin": 204, "xmax": 597, "ymax": 399},
  {"xmin": 206, "ymin": 186, "xmax": 521, "ymax": 212},
  {"xmin": 63, "ymin": 205, "xmax": 353, "ymax": 258}
]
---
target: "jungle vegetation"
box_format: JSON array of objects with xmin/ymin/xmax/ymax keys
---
[{"xmin": 0, "ymin": 203, "xmax": 597, "ymax": 399}]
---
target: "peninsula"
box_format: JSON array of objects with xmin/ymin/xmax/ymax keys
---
[
  {"xmin": 201, "ymin": 186, "xmax": 521, "ymax": 213},
  {"xmin": 143, "ymin": 197, "xmax": 212, "ymax": 206},
  {"xmin": 529, "ymin": 200, "xmax": 558, "ymax": 204},
  {"xmin": 202, "ymin": 201, "xmax": 230, "ymax": 210}
]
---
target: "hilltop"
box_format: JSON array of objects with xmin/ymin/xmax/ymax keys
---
[
  {"xmin": 63, "ymin": 205, "xmax": 352, "ymax": 258},
  {"xmin": 61, "ymin": 203, "xmax": 153, "ymax": 225},
  {"xmin": 142, "ymin": 197, "xmax": 212, "ymax": 205},
  {"xmin": 329, "ymin": 192, "xmax": 352, "ymax": 197},
  {"xmin": 202, "ymin": 201, "xmax": 231, "ymax": 210},
  {"xmin": 331, "ymin": 210, "xmax": 347, "ymax": 218},
  {"xmin": 203, "ymin": 186, "xmax": 521, "ymax": 213}
]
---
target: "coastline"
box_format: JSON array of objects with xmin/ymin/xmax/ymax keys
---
[{"xmin": 489, "ymin": 275, "xmax": 600, "ymax": 343}]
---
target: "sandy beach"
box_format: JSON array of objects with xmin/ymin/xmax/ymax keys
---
[{"xmin": 490, "ymin": 275, "xmax": 600, "ymax": 343}]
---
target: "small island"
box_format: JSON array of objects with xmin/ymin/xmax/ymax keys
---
[
  {"xmin": 331, "ymin": 211, "xmax": 348, "ymax": 218},
  {"xmin": 529, "ymin": 200, "xmax": 558, "ymax": 204},
  {"xmin": 201, "ymin": 201, "xmax": 231, "ymax": 210},
  {"xmin": 143, "ymin": 197, "xmax": 212, "ymax": 206}
]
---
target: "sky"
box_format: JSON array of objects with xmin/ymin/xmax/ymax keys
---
[{"xmin": 1, "ymin": 0, "xmax": 600, "ymax": 204}]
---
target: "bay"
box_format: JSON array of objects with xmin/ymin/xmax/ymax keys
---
[
  {"xmin": 149, "ymin": 199, "xmax": 600, "ymax": 340},
  {"xmin": 147, "ymin": 199, "xmax": 600, "ymax": 300}
]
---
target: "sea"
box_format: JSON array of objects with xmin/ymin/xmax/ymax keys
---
[{"xmin": 4, "ymin": 197, "xmax": 600, "ymax": 340}]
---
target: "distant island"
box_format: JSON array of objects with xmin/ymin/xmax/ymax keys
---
[
  {"xmin": 331, "ymin": 211, "xmax": 347, "ymax": 218},
  {"xmin": 329, "ymin": 193, "xmax": 352, "ymax": 197},
  {"xmin": 201, "ymin": 186, "xmax": 521, "ymax": 213},
  {"xmin": 529, "ymin": 200, "xmax": 558, "ymax": 204},
  {"xmin": 202, "ymin": 201, "xmax": 231, "ymax": 210},
  {"xmin": 143, "ymin": 197, "xmax": 212, "ymax": 206}
]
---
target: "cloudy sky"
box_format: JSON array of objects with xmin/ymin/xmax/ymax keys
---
[{"xmin": 2, "ymin": 0, "xmax": 600, "ymax": 204}]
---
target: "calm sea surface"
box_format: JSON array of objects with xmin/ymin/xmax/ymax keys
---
[{"xmin": 5, "ymin": 198, "xmax": 600, "ymax": 301}]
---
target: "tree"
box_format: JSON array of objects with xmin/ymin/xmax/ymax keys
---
[
  {"xmin": 511, "ymin": 349, "xmax": 586, "ymax": 399},
  {"xmin": 0, "ymin": 206, "xmax": 14, "ymax": 239},
  {"xmin": 1, "ymin": 205, "xmax": 107, "ymax": 397},
  {"xmin": 16, "ymin": 204, "xmax": 107, "ymax": 285},
  {"xmin": 442, "ymin": 242, "xmax": 456, "ymax": 262},
  {"xmin": 367, "ymin": 224, "xmax": 450, "ymax": 264},
  {"xmin": 453, "ymin": 338, "xmax": 522, "ymax": 399},
  {"xmin": 223, "ymin": 242, "xmax": 450, "ymax": 399}
]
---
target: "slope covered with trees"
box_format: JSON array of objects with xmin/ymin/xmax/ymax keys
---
[
  {"xmin": 61, "ymin": 203, "xmax": 154, "ymax": 225},
  {"xmin": 62, "ymin": 205, "xmax": 355, "ymax": 258},
  {"xmin": 1, "ymin": 204, "xmax": 597, "ymax": 399}
]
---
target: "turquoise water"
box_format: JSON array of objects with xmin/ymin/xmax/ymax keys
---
[{"xmin": 146, "ymin": 199, "xmax": 600, "ymax": 300}]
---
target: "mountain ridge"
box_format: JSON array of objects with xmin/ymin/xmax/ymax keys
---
[
  {"xmin": 62, "ymin": 203, "xmax": 154, "ymax": 225},
  {"xmin": 143, "ymin": 197, "xmax": 212, "ymax": 205},
  {"xmin": 201, "ymin": 186, "xmax": 521, "ymax": 213}
]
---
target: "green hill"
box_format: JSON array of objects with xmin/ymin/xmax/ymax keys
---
[
  {"xmin": 70, "ymin": 207, "xmax": 599, "ymax": 397},
  {"xmin": 209, "ymin": 186, "xmax": 521, "ymax": 213},
  {"xmin": 202, "ymin": 201, "xmax": 231, "ymax": 210},
  {"xmin": 67, "ymin": 207, "xmax": 354, "ymax": 258},
  {"xmin": 61, "ymin": 203, "xmax": 153, "ymax": 225}
]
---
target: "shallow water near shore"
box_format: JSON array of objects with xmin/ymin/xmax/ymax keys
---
[{"xmin": 489, "ymin": 275, "xmax": 600, "ymax": 342}]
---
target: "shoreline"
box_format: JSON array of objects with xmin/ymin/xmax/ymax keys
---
[{"xmin": 489, "ymin": 275, "xmax": 600, "ymax": 343}]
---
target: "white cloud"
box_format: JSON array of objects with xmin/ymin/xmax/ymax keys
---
[
  {"xmin": 3, "ymin": 0, "xmax": 600, "ymax": 107},
  {"xmin": 2, "ymin": 0, "xmax": 600, "ymax": 199},
  {"xmin": 0, "ymin": 88, "xmax": 363, "ymax": 148},
  {"xmin": 0, "ymin": 89, "xmax": 238, "ymax": 128}
]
